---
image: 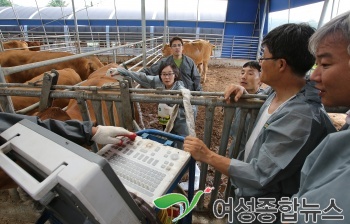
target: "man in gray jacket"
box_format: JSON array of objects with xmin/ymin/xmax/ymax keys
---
[
  {"xmin": 184, "ymin": 23, "xmax": 336, "ymax": 223},
  {"xmin": 141, "ymin": 36, "xmax": 202, "ymax": 92},
  {"xmin": 292, "ymin": 11, "xmax": 350, "ymax": 224},
  {"xmin": 226, "ymin": 61, "xmax": 267, "ymax": 159}
]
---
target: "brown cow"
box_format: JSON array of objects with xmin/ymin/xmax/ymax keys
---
[
  {"xmin": 36, "ymin": 107, "xmax": 72, "ymax": 121},
  {"xmin": 65, "ymin": 76, "xmax": 121, "ymax": 126},
  {"xmin": 162, "ymin": 39, "xmax": 214, "ymax": 83},
  {"xmin": 87, "ymin": 62, "xmax": 119, "ymax": 79},
  {"xmin": 36, "ymin": 64, "xmax": 123, "ymax": 125},
  {"xmin": 0, "ymin": 50, "xmax": 103, "ymax": 83},
  {"xmin": 25, "ymin": 41, "xmax": 42, "ymax": 51},
  {"xmin": 11, "ymin": 68, "xmax": 82, "ymax": 114},
  {"xmin": 2, "ymin": 40, "xmax": 29, "ymax": 51}
]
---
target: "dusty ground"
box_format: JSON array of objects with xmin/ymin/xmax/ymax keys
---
[{"xmin": 0, "ymin": 63, "xmax": 346, "ymax": 224}]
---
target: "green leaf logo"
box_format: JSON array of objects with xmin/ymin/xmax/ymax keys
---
[{"xmin": 153, "ymin": 187, "xmax": 214, "ymax": 222}]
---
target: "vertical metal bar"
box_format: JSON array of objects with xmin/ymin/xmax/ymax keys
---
[
  {"xmin": 105, "ymin": 100, "xmax": 116, "ymax": 126},
  {"xmin": 196, "ymin": 0, "xmax": 200, "ymax": 39},
  {"xmin": 256, "ymin": 0, "xmax": 268, "ymax": 60},
  {"xmin": 288, "ymin": 0, "xmax": 290, "ymax": 23},
  {"xmin": 163, "ymin": 0, "xmax": 168, "ymax": 45},
  {"xmin": 77, "ymin": 97, "xmax": 91, "ymax": 122},
  {"xmin": 91, "ymin": 100, "xmax": 105, "ymax": 126},
  {"xmin": 318, "ymin": 0, "xmax": 330, "ymax": 28},
  {"xmin": 224, "ymin": 108, "xmax": 249, "ymax": 200},
  {"xmin": 23, "ymin": 25, "xmax": 28, "ymax": 41},
  {"xmin": 196, "ymin": 105, "xmax": 214, "ymax": 210},
  {"xmin": 183, "ymin": 158, "xmax": 195, "ymax": 224},
  {"xmin": 0, "ymin": 32, "xmax": 4, "ymax": 52},
  {"xmin": 232, "ymin": 109, "xmax": 249, "ymax": 159},
  {"xmin": 77, "ymin": 97, "xmax": 99, "ymax": 152},
  {"xmin": 83, "ymin": 0, "xmax": 94, "ymax": 46},
  {"xmin": 0, "ymin": 66, "xmax": 15, "ymax": 113},
  {"xmin": 71, "ymin": 0, "xmax": 81, "ymax": 54},
  {"xmin": 34, "ymin": 0, "xmax": 50, "ymax": 51},
  {"xmin": 208, "ymin": 107, "xmax": 236, "ymax": 210},
  {"xmin": 106, "ymin": 26, "xmax": 110, "ymax": 48},
  {"xmin": 114, "ymin": 101, "xmax": 124, "ymax": 127},
  {"xmin": 330, "ymin": 0, "xmax": 335, "ymax": 19},
  {"xmin": 113, "ymin": 0, "xmax": 121, "ymax": 46},
  {"xmin": 39, "ymin": 71, "xmax": 59, "ymax": 112},
  {"xmin": 231, "ymin": 36, "xmax": 234, "ymax": 58},
  {"xmin": 120, "ymin": 80, "xmax": 134, "ymax": 131},
  {"xmin": 141, "ymin": 0, "xmax": 147, "ymax": 68},
  {"xmin": 9, "ymin": 0, "xmax": 25, "ymax": 38}
]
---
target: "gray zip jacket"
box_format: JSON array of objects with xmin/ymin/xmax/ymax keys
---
[
  {"xmin": 141, "ymin": 55, "xmax": 202, "ymax": 92},
  {"xmin": 295, "ymin": 129, "xmax": 350, "ymax": 223},
  {"xmin": 0, "ymin": 112, "xmax": 94, "ymax": 145},
  {"xmin": 229, "ymin": 81, "xmax": 336, "ymax": 200},
  {"xmin": 117, "ymin": 68, "xmax": 196, "ymax": 138},
  {"xmin": 228, "ymin": 87, "xmax": 269, "ymax": 157}
]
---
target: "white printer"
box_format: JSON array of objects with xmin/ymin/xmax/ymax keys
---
[{"xmin": 0, "ymin": 119, "xmax": 148, "ymax": 224}]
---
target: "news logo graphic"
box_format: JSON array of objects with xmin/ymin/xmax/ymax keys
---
[{"xmin": 153, "ymin": 187, "xmax": 214, "ymax": 222}]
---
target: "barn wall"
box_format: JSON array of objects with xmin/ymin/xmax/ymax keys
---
[
  {"xmin": 270, "ymin": 0, "xmax": 323, "ymax": 12},
  {"xmin": 0, "ymin": 0, "xmax": 325, "ymax": 60},
  {"xmin": 222, "ymin": 0, "xmax": 261, "ymax": 59}
]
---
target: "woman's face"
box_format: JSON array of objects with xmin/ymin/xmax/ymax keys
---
[{"xmin": 160, "ymin": 65, "xmax": 176, "ymax": 89}]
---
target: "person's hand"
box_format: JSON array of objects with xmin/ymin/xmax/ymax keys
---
[
  {"xmin": 223, "ymin": 84, "xmax": 246, "ymax": 103},
  {"xmin": 91, "ymin": 125, "xmax": 136, "ymax": 145},
  {"xmin": 183, "ymin": 136, "xmax": 211, "ymax": 162},
  {"xmin": 105, "ymin": 68, "xmax": 119, "ymax": 77}
]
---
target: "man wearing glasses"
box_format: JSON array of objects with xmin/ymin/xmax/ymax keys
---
[
  {"xmin": 141, "ymin": 36, "xmax": 202, "ymax": 93},
  {"xmin": 183, "ymin": 23, "xmax": 336, "ymax": 223}
]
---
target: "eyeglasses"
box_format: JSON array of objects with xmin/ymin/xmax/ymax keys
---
[
  {"xmin": 171, "ymin": 44, "xmax": 182, "ymax": 48},
  {"xmin": 161, "ymin": 72, "xmax": 175, "ymax": 77},
  {"xmin": 258, "ymin": 57, "xmax": 278, "ymax": 63}
]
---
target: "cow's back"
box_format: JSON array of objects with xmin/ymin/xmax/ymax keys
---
[
  {"xmin": 11, "ymin": 68, "xmax": 82, "ymax": 113},
  {"xmin": 189, "ymin": 40, "xmax": 213, "ymax": 63},
  {"xmin": 25, "ymin": 41, "xmax": 42, "ymax": 51},
  {"xmin": 0, "ymin": 50, "xmax": 103, "ymax": 83},
  {"xmin": 162, "ymin": 39, "xmax": 213, "ymax": 64},
  {"xmin": 2, "ymin": 40, "xmax": 29, "ymax": 51},
  {"xmin": 36, "ymin": 107, "xmax": 72, "ymax": 121},
  {"xmin": 65, "ymin": 76, "xmax": 120, "ymax": 126}
]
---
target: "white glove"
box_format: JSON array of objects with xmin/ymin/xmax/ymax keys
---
[{"xmin": 91, "ymin": 125, "xmax": 135, "ymax": 145}]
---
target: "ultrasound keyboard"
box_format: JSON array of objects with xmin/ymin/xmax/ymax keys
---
[{"xmin": 98, "ymin": 135, "xmax": 191, "ymax": 206}]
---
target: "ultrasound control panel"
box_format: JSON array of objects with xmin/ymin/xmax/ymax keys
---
[{"xmin": 98, "ymin": 136, "xmax": 191, "ymax": 206}]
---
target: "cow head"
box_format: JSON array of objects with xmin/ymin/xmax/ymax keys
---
[
  {"xmin": 162, "ymin": 44, "xmax": 172, "ymax": 57},
  {"xmin": 86, "ymin": 56, "xmax": 104, "ymax": 75}
]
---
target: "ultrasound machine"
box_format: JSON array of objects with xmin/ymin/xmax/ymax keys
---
[{"xmin": 0, "ymin": 119, "xmax": 195, "ymax": 224}]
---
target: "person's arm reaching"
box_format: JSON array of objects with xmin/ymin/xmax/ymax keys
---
[
  {"xmin": 0, "ymin": 112, "xmax": 135, "ymax": 146},
  {"xmin": 183, "ymin": 136, "xmax": 231, "ymax": 176},
  {"xmin": 116, "ymin": 68, "xmax": 158, "ymax": 89}
]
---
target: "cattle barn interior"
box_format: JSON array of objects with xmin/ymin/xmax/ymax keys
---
[{"xmin": 0, "ymin": 0, "xmax": 349, "ymax": 223}]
